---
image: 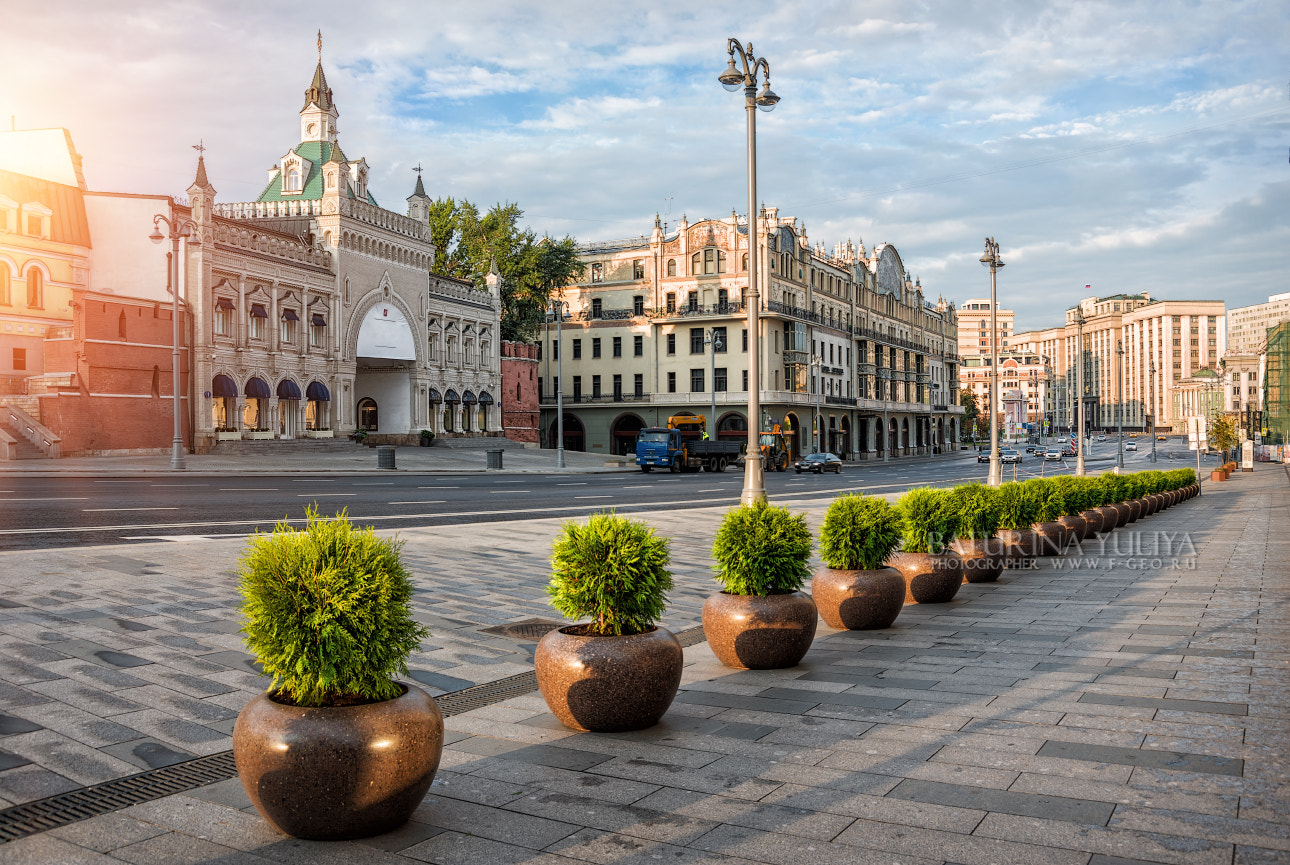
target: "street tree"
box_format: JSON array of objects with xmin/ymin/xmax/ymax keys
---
[
  {"xmin": 1209, "ymin": 412, "xmax": 1238, "ymax": 460},
  {"xmin": 959, "ymin": 388, "xmax": 979, "ymax": 441}
]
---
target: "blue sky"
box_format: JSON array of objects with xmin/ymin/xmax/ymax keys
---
[{"xmin": 2, "ymin": 0, "xmax": 1286, "ymax": 332}]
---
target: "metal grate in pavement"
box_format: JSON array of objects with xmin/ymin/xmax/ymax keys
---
[
  {"xmin": 478, "ymin": 618, "xmax": 565, "ymax": 642},
  {"xmin": 0, "ymin": 624, "xmax": 711, "ymax": 844}
]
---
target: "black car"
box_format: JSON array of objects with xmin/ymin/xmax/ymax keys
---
[
  {"xmin": 977, "ymin": 448, "xmax": 990, "ymax": 463},
  {"xmin": 794, "ymin": 452, "xmax": 842, "ymax": 473}
]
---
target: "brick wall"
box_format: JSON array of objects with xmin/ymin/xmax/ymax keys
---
[{"xmin": 501, "ymin": 341, "xmax": 539, "ymax": 443}]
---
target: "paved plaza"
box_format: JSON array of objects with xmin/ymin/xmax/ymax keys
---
[{"xmin": 0, "ymin": 465, "xmax": 1286, "ymax": 864}]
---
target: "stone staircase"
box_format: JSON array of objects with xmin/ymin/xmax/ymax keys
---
[
  {"xmin": 205, "ymin": 437, "xmax": 361, "ymax": 456},
  {"xmin": 431, "ymin": 436, "xmax": 525, "ymax": 450},
  {"xmin": 0, "ymin": 420, "xmax": 49, "ymax": 460}
]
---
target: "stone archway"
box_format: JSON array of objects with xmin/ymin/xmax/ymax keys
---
[
  {"xmin": 550, "ymin": 414, "xmax": 585, "ymax": 452},
  {"xmin": 610, "ymin": 413, "xmax": 646, "ymax": 456},
  {"xmin": 784, "ymin": 412, "xmax": 801, "ymax": 462},
  {"xmin": 351, "ymin": 296, "xmax": 417, "ymax": 435}
]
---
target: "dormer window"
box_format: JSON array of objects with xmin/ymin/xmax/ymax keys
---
[
  {"xmin": 21, "ymin": 202, "xmax": 50, "ymax": 238},
  {"xmin": 286, "ymin": 168, "xmax": 302, "ymax": 193}
]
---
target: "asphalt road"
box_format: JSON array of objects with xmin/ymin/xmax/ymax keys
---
[{"xmin": 0, "ymin": 444, "xmax": 1199, "ymax": 551}]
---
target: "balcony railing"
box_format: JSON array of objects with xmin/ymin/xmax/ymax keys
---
[
  {"xmin": 651, "ymin": 301, "xmax": 747, "ymax": 320},
  {"xmin": 825, "ymin": 395, "xmax": 858, "ymax": 407}
]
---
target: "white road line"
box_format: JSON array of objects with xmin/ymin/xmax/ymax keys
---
[
  {"xmin": 296, "ymin": 493, "xmax": 356, "ymax": 497},
  {"xmin": 418, "ymin": 486, "xmax": 459, "ymax": 489},
  {"xmin": 389, "ymin": 501, "xmax": 446, "ymax": 505},
  {"xmin": 557, "ymin": 483, "xmax": 587, "ymax": 486},
  {"xmin": 621, "ymin": 485, "xmax": 651, "ymax": 489},
  {"xmin": 492, "ymin": 480, "xmax": 527, "ymax": 484},
  {"xmin": 5, "ymin": 497, "xmax": 89, "ymax": 502},
  {"xmin": 353, "ymin": 482, "xmax": 395, "ymax": 486},
  {"xmin": 574, "ymin": 495, "xmax": 613, "ymax": 499},
  {"xmin": 219, "ymin": 488, "xmax": 279, "ymax": 491},
  {"xmin": 697, "ymin": 489, "xmax": 729, "ymax": 493},
  {"xmin": 83, "ymin": 507, "xmax": 179, "ymax": 512},
  {"xmin": 491, "ymin": 490, "xmax": 529, "ymax": 494}
]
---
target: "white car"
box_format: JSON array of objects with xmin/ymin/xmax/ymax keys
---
[
  {"xmin": 1044, "ymin": 450, "xmax": 1063, "ymax": 461},
  {"xmin": 999, "ymin": 448, "xmax": 1022, "ymax": 464},
  {"xmin": 1097, "ymin": 434, "xmax": 1106, "ymax": 442},
  {"xmin": 1126, "ymin": 442, "xmax": 1138, "ymax": 452}
]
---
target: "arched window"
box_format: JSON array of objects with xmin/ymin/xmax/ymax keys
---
[
  {"xmin": 287, "ymin": 169, "xmax": 302, "ymax": 192},
  {"xmin": 357, "ymin": 397, "xmax": 378, "ymax": 431},
  {"xmin": 666, "ymin": 258, "xmax": 676, "ymax": 277},
  {"xmin": 0, "ymin": 266, "xmax": 9, "ymax": 305},
  {"xmin": 742, "ymin": 253, "xmax": 748, "ymax": 271},
  {"xmin": 26, "ymin": 267, "xmax": 42, "ymax": 308},
  {"xmin": 119, "ymin": 310, "xmax": 127, "ymax": 339},
  {"xmin": 690, "ymin": 247, "xmax": 727, "ymax": 276}
]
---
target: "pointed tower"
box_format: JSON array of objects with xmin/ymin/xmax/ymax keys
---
[
  {"xmin": 485, "ymin": 257, "xmax": 502, "ymax": 304},
  {"xmin": 406, "ymin": 169, "xmax": 430, "ymax": 222},
  {"xmin": 187, "ymin": 152, "xmax": 216, "ymax": 227},
  {"xmin": 300, "ymin": 47, "xmax": 339, "ymax": 145}
]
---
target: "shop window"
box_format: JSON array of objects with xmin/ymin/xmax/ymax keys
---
[{"xmin": 358, "ymin": 398, "xmax": 378, "ymax": 430}]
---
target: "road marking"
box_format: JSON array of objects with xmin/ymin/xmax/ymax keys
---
[
  {"xmin": 621, "ymin": 485, "xmax": 651, "ymax": 489},
  {"xmin": 219, "ymin": 488, "xmax": 278, "ymax": 491},
  {"xmin": 83, "ymin": 507, "xmax": 179, "ymax": 512},
  {"xmin": 491, "ymin": 490, "xmax": 528, "ymax": 494},
  {"xmin": 296, "ymin": 493, "xmax": 356, "ymax": 497},
  {"xmin": 389, "ymin": 501, "xmax": 446, "ymax": 505},
  {"xmin": 5, "ymin": 497, "xmax": 89, "ymax": 502},
  {"xmin": 93, "ymin": 480, "xmax": 148, "ymax": 483},
  {"xmin": 151, "ymin": 484, "xmax": 209, "ymax": 487},
  {"xmin": 575, "ymin": 495, "xmax": 613, "ymax": 499},
  {"xmin": 697, "ymin": 489, "xmax": 730, "ymax": 493},
  {"xmin": 418, "ymin": 486, "xmax": 459, "ymax": 489},
  {"xmin": 353, "ymin": 482, "xmax": 394, "ymax": 486},
  {"xmin": 557, "ymin": 482, "xmax": 587, "ymax": 486},
  {"xmin": 291, "ymin": 479, "xmax": 335, "ymax": 482},
  {"xmin": 492, "ymin": 480, "xmax": 526, "ymax": 484}
]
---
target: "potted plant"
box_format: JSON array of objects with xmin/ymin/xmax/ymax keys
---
[
  {"xmin": 1049, "ymin": 476, "xmax": 1090, "ymax": 544},
  {"xmin": 1072, "ymin": 476, "xmax": 1107, "ymax": 535},
  {"xmin": 215, "ymin": 425, "xmax": 241, "ymax": 441},
  {"xmin": 349, "ymin": 428, "xmax": 368, "ymax": 445},
  {"xmin": 419, "ymin": 429, "xmax": 435, "ymax": 447},
  {"xmin": 948, "ymin": 484, "xmax": 1006, "ymax": 583},
  {"xmin": 535, "ymin": 511, "xmax": 682, "ymax": 732},
  {"xmin": 814, "ymin": 494, "xmax": 905, "ymax": 629},
  {"xmin": 996, "ymin": 481, "xmax": 1041, "ymax": 566},
  {"xmin": 703, "ymin": 501, "xmax": 816, "ymax": 669},
  {"xmin": 232, "ymin": 508, "xmax": 442, "ymax": 841},
  {"xmin": 1099, "ymin": 473, "xmax": 1131, "ymax": 528},
  {"xmin": 305, "ymin": 426, "xmax": 334, "ymax": 439},
  {"xmin": 1023, "ymin": 478, "xmax": 1068, "ymax": 556},
  {"xmin": 891, "ymin": 487, "xmax": 963, "ymax": 603},
  {"xmin": 246, "ymin": 427, "xmax": 275, "ymax": 441}
]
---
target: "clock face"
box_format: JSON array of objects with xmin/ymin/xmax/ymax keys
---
[{"xmin": 306, "ymin": 122, "xmax": 318, "ymax": 135}]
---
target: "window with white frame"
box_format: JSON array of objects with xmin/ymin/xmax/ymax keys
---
[
  {"xmin": 311, "ymin": 312, "xmax": 326, "ymax": 347},
  {"xmin": 249, "ymin": 303, "xmax": 267, "ymax": 340},
  {"xmin": 214, "ymin": 298, "xmax": 234, "ymax": 335},
  {"xmin": 280, "ymin": 309, "xmax": 298, "ymax": 343}
]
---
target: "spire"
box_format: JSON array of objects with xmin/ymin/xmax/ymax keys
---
[
  {"xmin": 413, "ymin": 171, "xmax": 426, "ymax": 198},
  {"xmin": 193, "ymin": 154, "xmax": 210, "ymax": 188},
  {"xmin": 302, "ymin": 62, "xmax": 334, "ymax": 112}
]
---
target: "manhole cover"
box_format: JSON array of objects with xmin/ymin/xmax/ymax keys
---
[{"xmin": 479, "ymin": 619, "xmax": 565, "ymax": 642}]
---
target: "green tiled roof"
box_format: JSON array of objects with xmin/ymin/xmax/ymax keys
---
[{"xmin": 256, "ymin": 140, "xmax": 377, "ymax": 206}]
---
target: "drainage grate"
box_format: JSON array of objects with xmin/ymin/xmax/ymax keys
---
[
  {"xmin": 0, "ymin": 623, "xmax": 710, "ymax": 844},
  {"xmin": 478, "ymin": 618, "xmax": 565, "ymax": 642},
  {"xmin": 0, "ymin": 751, "xmax": 236, "ymax": 844}
]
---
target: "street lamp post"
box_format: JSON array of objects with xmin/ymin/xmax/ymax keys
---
[
  {"xmin": 1116, "ymin": 339, "xmax": 1125, "ymax": 471},
  {"xmin": 810, "ymin": 354, "xmax": 823, "ymax": 453},
  {"xmin": 1150, "ymin": 360, "xmax": 1157, "ymax": 463},
  {"xmin": 149, "ymin": 214, "xmax": 200, "ymax": 470},
  {"xmin": 980, "ymin": 238, "xmax": 1004, "ymax": 486},
  {"xmin": 706, "ymin": 328, "xmax": 724, "ymax": 439},
  {"xmin": 1074, "ymin": 305, "xmax": 1087, "ymax": 476},
  {"xmin": 549, "ymin": 298, "xmax": 569, "ymax": 468},
  {"xmin": 719, "ymin": 38, "xmax": 779, "ymax": 506}
]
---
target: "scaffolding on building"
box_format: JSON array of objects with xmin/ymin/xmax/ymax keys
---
[{"xmin": 1264, "ymin": 322, "xmax": 1290, "ymax": 445}]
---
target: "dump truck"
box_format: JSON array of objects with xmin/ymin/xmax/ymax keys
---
[{"xmin": 634, "ymin": 416, "xmax": 745, "ymax": 473}]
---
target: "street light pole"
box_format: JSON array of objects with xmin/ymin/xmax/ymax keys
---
[
  {"xmin": 149, "ymin": 214, "xmax": 200, "ymax": 470},
  {"xmin": 706, "ymin": 328, "xmax": 723, "ymax": 439},
  {"xmin": 810, "ymin": 354, "xmax": 822, "ymax": 453},
  {"xmin": 1074, "ymin": 305, "xmax": 1087, "ymax": 476},
  {"xmin": 720, "ymin": 38, "xmax": 779, "ymax": 506},
  {"xmin": 550, "ymin": 298, "xmax": 569, "ymax": 468},
  {"xmin": 1150, "ymin": 359, "xmax": 1157, "ymax": 463},
  {"xmin": 1116, "ymin": 339, "xmax": 1125, "ymax": 471},
  {"xmin": 980, "ymin": 238, "xmax": 1004, "ymax": 486}
]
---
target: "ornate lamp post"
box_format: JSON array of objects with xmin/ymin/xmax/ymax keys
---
[
  {"xmin": 549, "ymin": 298, "xmax": 570, "ymax": 468},
  {"xmin": 705, "ymin": 328, "xmax": 724, "ymax": 438},
  {"xmin": 719, "ymin": 38, "xmax": 779, "ymax": 505},
  {"xmin": 980, "ymin": 238, "xmax": 1004, "ymax": 486},
  {"xmin": 1150, "ymin": 359, "xmax": 1158, "ymax": 462},
  {"xmin": 149, "ymin": 214, "xmax": 201, "ymax": 470},
  {"xmin": 1116, "ymin": 339, "xmax": 1125, "ymax": 471},
  {"xmin": 809, "ymin": 354, "xmax": 823, "ymax": 453},
  {"xmin": 1074, "ymin": 305, "xmax": 1087, "ymax": 476}
]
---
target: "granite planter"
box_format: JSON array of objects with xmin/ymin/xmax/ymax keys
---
[
  {"xmin": 233, "ymin": 684, "xmax": 443, "ymax": 841},
  {"xmin": 1126, "ymin": 499, "xmax": 1142, "ymax": 522},
  {"xmin": 702, "ymin": 591, "xmax": 817, "ymax": 670},
  {"xmin": 812, "ymin": 567, "xmax": 905, "ymax": 630},
  {"xmin": 535, "ymin": 625, "xmax": 683, "ymax": 733},
  {"xmin": 1097, "ymin": 505, "xmax": 1121, "ymax": 530},
  {"xmin": 997, "ymin": 528, "xmax": 1039, "ymax": 567},
  {"xmin": 951, "ymin": 537, "xmax": 1006, "ymax": 583},
  {"xmin": 889, "ymin": 551, "xmax": 963, "ymax": 603},
  {"xmin": 1111, "ymin": 502, "xmax": 1132, "ymax": 528},
  {"xmin": 1056, "ymin": 515, "xmax": 1087, "ymax": 547},
  {"xmin": 1033, "ymin": 521, "xmax": 1067, "ymax": 557},
  {"xmin": 1078, "ymin": 509, "xmax": 1104, "ymax": 537}
]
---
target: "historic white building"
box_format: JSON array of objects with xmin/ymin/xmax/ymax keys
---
[{"xmin": 186, "ymin": 55, "xmax": 501, "ymax": 450}]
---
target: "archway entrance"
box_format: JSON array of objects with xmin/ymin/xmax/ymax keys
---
[
  {"xmin": 783, "ymin": 412, "xmax": 801, "ymax": 461},
  {"xmin": 888, "ymin": 417, "xmax": 899, "ymax": 455},
  {"xmin": 717, "ymin": 412, "xmax": 747, "ymax": 442},
  {"xmin": 549, "ymin": 414, "xmax": 585, "ymax": 452},
  {"xmin": 355, "ymin": 302, "xmax": 415, "ymax": 434},
  {"xmin": 901, "ymin": 418, "xmax": 910, "ymax": 453},
  {"xmin": 838, "ymin": 416, "xmax": 849, "ymax": 459},
  {"xmin": 611, "ymin": 413, "xmax": 646, "ymax": 456}
]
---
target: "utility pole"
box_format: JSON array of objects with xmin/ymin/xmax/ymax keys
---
[
  {"xmin": 1075, "ymin": 305, "xmax": 1086, "ymax": 476},
  {"xmin": 1150, "ymin": 360, "xmax": 1157, "ymax": 462},
  {"xmin": 981, "ymin": 238, "xmax": 1005, "ymax": 486},
  {"xmin": 1116, "ymin": 339, "xmax": 1125, "ymax": 471}
]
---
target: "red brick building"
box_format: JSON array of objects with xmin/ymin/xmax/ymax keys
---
[
  {"xmin": 501, "ymin": 340, "xmax": 539, "ymax": 443},
  {"xmin": 39, "ymin": 289, "xmax": 191, "ymax": 454}
]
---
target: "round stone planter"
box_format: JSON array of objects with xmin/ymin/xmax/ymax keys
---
[
  {"xmin": 997, "ymin": 528, "xmax": 1039, "ymax": 567},
  {"xmin": 702, "ymin": 591, "xmax": 817, "ymax": 670},
  {"xmin": 889, "ymin": 551, "xmax": 963, "ymax": 603},
  {"xmin": 1096, "ymin": 505, "xmax": 1120, "ymax": 530},
  {"xmin": 1126, "ymin": 499, "xmax": 1142, "ymax": 522},
  {"xmin": 535, "ymin": 625, "xmax": 683, "ymax": 733},
  {"xmin": 1111, "ymin": 502, "xmax": 1132, "ymax": 528},
  {"xmin": 233, "ymin": 684, "xmax": 443, "ymax": 841},
  {"xmin": 812, "ymin": 567, "xmax": 905, "ymax": 630},
  {"xmin": 1033, "ymin": 521, "xmax": 1067, "ymax": 557},
  {"xmin": 1057, "ymin": 515, "xmax": 1087, "ymax": 547},
  {"xmin": 1079, "ymin": 509, "xmax": 1105, "ymax": 536},
  {"xmin": 951, "ymin": 537, "xmax": 1007, "ymax": 583}
]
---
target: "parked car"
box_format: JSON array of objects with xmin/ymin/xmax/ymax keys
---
[
  {"xmin": 999, "ymin": 448, "xmax": 1022, "ymax": 464},
  {"xmin": 1126, "ymin": 442, "xmax": 1138, "ymax": 452},
  {"xmin": 1044, "ymin": 449, "xmax": 1063, "ymax": 461},
  {"xmin": 794, "ymin": 452, "xmax": 842, "ymax": 474}
]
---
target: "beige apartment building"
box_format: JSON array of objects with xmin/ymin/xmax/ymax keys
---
[
  {"xmin": 1227, "ymin": 292, "xmax": 1290, "ymax": 354},
  {"xmin": 956, "ymin": 297, "xmax": 1013, "ymax": 359},
  {"xmin": 540, "ymin": 209, "xmax": 963, "ymax": 462},
  {"xmin": 1011, "ymin": 292, "xmax": 1226, "ymax": 435}
]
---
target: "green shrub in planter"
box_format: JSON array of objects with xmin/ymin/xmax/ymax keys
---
[
  {"xmin": 896, "ymin": 487, "xmax": 959, "ymax": 553},
  {"xmin": 1023, "ymin": 478, "xmax": 1064, "ymax": 523},
  {"xmin": 947, "ymin": 484, "xmax": 1001, "ymax": 539},
  {"xmin": 1048, "ymin": 476, "xmax": 1084, "ymax": 516},
  {"xmin": 712, "ymin": 501, "xmax": 813, "ymax": 596},
  {"xmin": 547, "ymin": 511, "xmax": 672, "ymax": 635},
  {"xmin": 996, "ymin": 481, "xmax": 1040, "ymax": 530},
  {"xmin": 1098, "ymin": 472, "xmax": 1128, "ymax": 504},
  {"xmin": 237, "ymin": 507, "xmax": 428, "ymax": 707},
  {"xmin": 819, "ymin": 494, "xmax": 903, "ymax": 570},
  {"xmin": 1068, "ymin": 475, "xmax": 1104, "ymax": 508}
]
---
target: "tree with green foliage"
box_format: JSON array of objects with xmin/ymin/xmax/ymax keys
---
[
  {"xmin": 959, "ymin": 389, "xmax": 980, "ymax": 440},
  {"xmin": 1209, "ymin": 413, "xmax": 1238, "ymax": 461},
  {"xmin": 427, "ymin": 197, "xmax": 585, "ymax": 343}
]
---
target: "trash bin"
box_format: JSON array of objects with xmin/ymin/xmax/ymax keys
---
[
  {"xmin": 486, "ymin": 448, "xmax": 504, "ymax": 470},
  {"xmin": 377, "ymin": 446, "xmax": 396, "ymax": 470}
]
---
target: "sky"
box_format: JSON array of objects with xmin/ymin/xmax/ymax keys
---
[{"xmin": 1, "ymin": 0, "xmax": 1286, "ymax": 332}]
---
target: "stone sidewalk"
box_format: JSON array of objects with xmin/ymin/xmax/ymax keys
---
[{"xmin": 1, "ymin": 466, "xmax": 1287, "ymax": 864}]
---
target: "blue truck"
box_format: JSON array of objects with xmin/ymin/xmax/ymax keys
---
[{"xmin": 635, "ymin": 416, "xmax": 745, "ymax": 473}]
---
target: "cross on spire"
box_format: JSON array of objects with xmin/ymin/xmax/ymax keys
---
[
  {"xmin": 412, "ymin": 163, "xmax": 423, "ymax": 176},
  {"xmin": 317, "ymin": 30, "xmax": 323, "ymax": 62},
  {"xmin": 192, "ymin": 140, "xmax": 206, "ymax": 155}
]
